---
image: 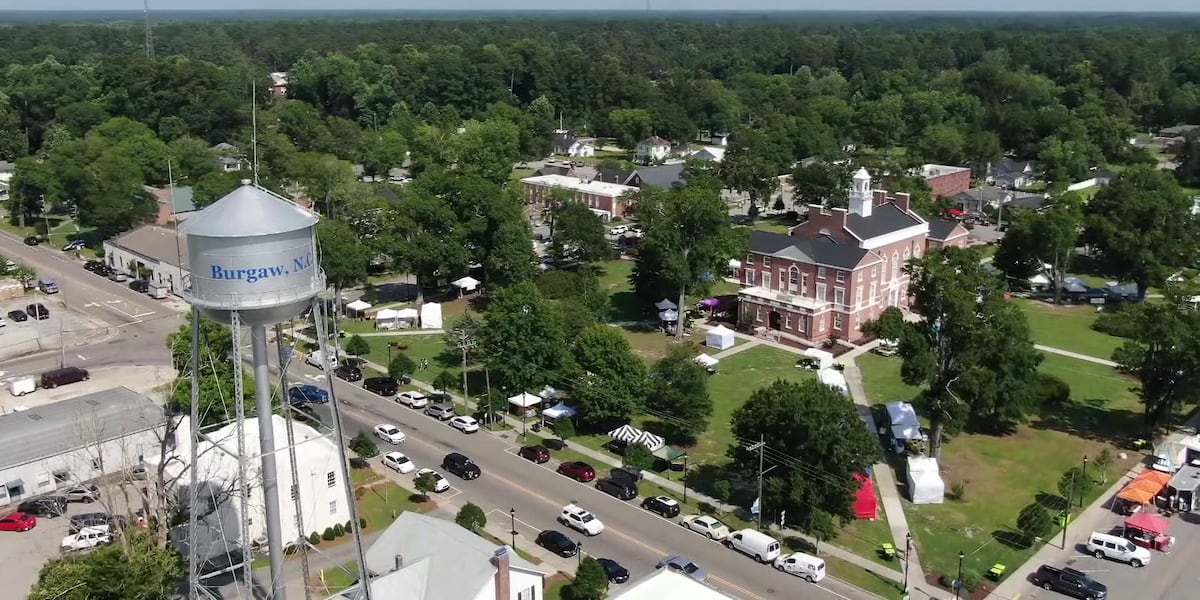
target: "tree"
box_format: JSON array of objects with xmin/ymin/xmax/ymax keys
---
[
  {"xmin": 607, "ymin": 108, "xmax": 653, "ymax": 150},
  {"xmin": 389, "ymin": 353, "xmax": 417, "ymax": 381},
  {"xmin": 1058, "ymin": 467, "xmax": 1093, "ymax": 507},
  {"xmin": 0, "ymin": 94, "xmax": 28, "ymax": 161},
  {"xmin": 566, "ymin": 556, "xmax": 610, "ymax": 600},
  {"xmin": 345, "ymin": 334, "xmax": 370, "ymax": 359},
  {"xmin": 294, "ymin": 153, "xmax": 356, "ymax": 217},
  {"xmin": 555, "ymin": 416, "xmax": 576, "ymax": 439},
  {"xmin": 630, "ymin": 185, "xmax": 741, "ymax": 337},
  {"xmin": 865, "ymin": 248, "xmax": 1043, "ymax": 457},
  {"xmin": 414, "ymin": 470, "xmax": 439, "ymax": 501},
  {"xmin": 1093, "ymin": 448, "xmax": 1114, "ymax": 484},
  {"xmin": 729, "ymin": 379, "xmax": 881, "ymax": 532},
  {"xmin": 1016, "ymin": 503, "xmax": 1053, "ymax": 545},
  {"xmin": 719, "ymin": 128, "xmax": 780, "ymax": 216},
  {"xmin": 433, "ymin": 370, "xmax": 458, "ymax": 393},
  {"xmin": 349, "ymin": 431, "xmax": 379, "ymax": 458},
  {"xmin": 28, "ymin": 530, "xmax": 183, "ymax": 600},
  {"xmin": 549, "ymin": 202, "xmax": 610, "ymax": 266},
  {"xmin": 479, "ymin": 282, "xmax": 569, "ymax": 393},
  {"xmin": 1084, "ymin": 166, "xmax": 1197, "ymax": 301},
  {"xmin": 1112, "ymin": 290, "xmax": 1200, "ymax": 439},
  {"xmin": 6, "ymin": 155, "xmax": 54, "ymax": 228},
  {"xmin": 318, "ymin": 219, "xmax": 371, "ymax": 306},
  {"xmin": 360, "ymin": 129, "xmax": 408, "ymax": 178},
  {"xmin": 791, "ymin": 159, "xmax": 852, "ymax": 208},
  {"xmin": 390, "ymin": 192, "xmax": 469, "ymax": 304},
  {"xmin": 993, "ymin": 195, "xmax": 1082, "ymax": 303},
  {"xmin": 191, "ymin": 171, "xmax": 244, "ymax": 208},
  {"xmin": 568, "ymin": 324, "xmax": 646, "ymax": 425},
  {"xmin": 647, "ymin": 344, "xmax": 712, "ymax": 442},
  {"xmin": 455, "ymin": 502, "xmax": 487, "ymax": 532},
  {"xmin": 623, "ymin": 442, "xmax": 656, "ymax": 470},
  {"xmin": 168, "ymin": 136, "xmax": 219, "ymax": 183},
  {"xmin": 912, "ymin": 123, "xmax": 966, "ymax": 166}
]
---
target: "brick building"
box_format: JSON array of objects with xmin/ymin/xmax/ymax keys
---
[
  {"xmin": 736, "ymin": 168, "xmax": 969, "ymax": 343},
  {"xmin": 919, "ymin": 164, "xmax": 972, "ymax": 199},
  {"xmin": 520, "ymin": 174, "xmax": 639, "ymax": 222}
]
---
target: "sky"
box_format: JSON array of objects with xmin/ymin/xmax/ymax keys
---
[{"xmin": 10, "ymin": 0, "xmax": 1200, "ymax": 12}]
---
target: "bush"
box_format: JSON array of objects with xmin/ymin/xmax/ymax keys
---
[
  {"xmin": 359, "ymin": 517, "xmax": 367, "ymax": 529},
  {"xmin": 349, "ymin": 431, "xmax": 379, "ymax": 458},
  {"xmin": 309, "ymin": 532, "xmax": 321, "ymax": 546},
  {"xmin": 1092, "ymin": 309, "xmax": 1138, "ymax": 339},
  {"xmin": 389, "ymin": 353, "xmax": 417, "ymax": 380},
  {"xmin": 284, "ymin": 544, "xmax": 298, "ymax": 555},
  {"xmin": 962, "ymin": 569, "xmax": 983, "ymax": 592},
  {"xmin": 947, "ymin": 481, "xmax": 967, "ymax": 501},
  {"xmin": 322, "ymin": 527, "xmax": 336, "ymax": 541},
  {"xmin": 623, "ymin": 443, "xmax": 655, "ymax": 470},
  {"xmin": 333, "ymin": 523, "xmax": 345, "ymax": 537},
  {"xmin": 554, "ymin": 417, "xmax": 576, "ymax": 439},
  {"xmin": 1016, "ymin": 503, "xmax": 1053, "ymax": 544},
  {"xmin": 345, "ymin": 334, "xmax": 371, "ymax": 357},
  {"xmin": 1032, "ymin": 372, "xmax": 1071, "ymax": 408},
  {"xmin": 455, "ymin": 502, "xmax": 488, "ymax": 532},
  {"xmin": 345, "ymin": 520, "xmax": 353, "ymax": 532}
]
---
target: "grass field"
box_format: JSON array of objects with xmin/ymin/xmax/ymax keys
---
[{"xmin": 1014, "ymin": 298, "xmax": 1125, "ymax": 360}]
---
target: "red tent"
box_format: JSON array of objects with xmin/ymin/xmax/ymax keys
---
[
  {"xmin": 1125, "ymin": 512, "xmax": 1169, "ymax": 537},
  {"xmin": 853, "ymin": 473, "xmax": 878, "ymax": 520}
]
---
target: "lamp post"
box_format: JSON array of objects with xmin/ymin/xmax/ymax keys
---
[
  {"xmin": 509, "ymin": 508, "xmax": 517, "ymax": 550},
  {"xmin": 902, "ymin": 532, "xmax": 912, "ymax": 595},
  {"xmin": 1081, "ymin": 455, "xmax": 1089, "ymax": 508},
  {"xmin": 682, "ymin": 455, "xmax": 689, "ymax": 504},
  {"xmin": 577, "ymin": 539, "xmax": 583, "ymax": 567},
  {"xmin": 955, "ymin": 550, "xmax": 964, "ymax": 600}
]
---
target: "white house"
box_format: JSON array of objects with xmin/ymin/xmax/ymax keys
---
[
  {"xmin": 612, "ymin": 569, "xmax": 737, "ymax": 600},
  {"xmin": 0, "ymin": 387, "xmax": 167, "ymax": 507},
  {"xmin": 180, "ymin": 415, "xmax": 351, "ymax": 559},
  {"xmin": 347, "ymin": 512, "xmax": 547, "ymax": 600},
  {"xmin": 550, "ymin": 130, "xmax": 596, "ymax": 158},
  {"xmin": 103, "ymin": 225, "xmax": 190, "ymax": 295},
  {"xmin": 634, "ymin": 136, "xmax": 672, "ymax": 165},
  {"xmin": 211, "ymin": 143, "xmax": 245, "ymax": 173}
]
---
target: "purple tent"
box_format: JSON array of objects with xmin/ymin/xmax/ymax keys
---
[{"xmin": 698, "ymin": 298, "xmax": 721, "ymax": 308}]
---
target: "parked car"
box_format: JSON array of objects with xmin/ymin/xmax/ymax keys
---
[
  {"xmin": 93, "ymin": 264, "xmax": 114, "ymax": 277},
  {"xmin": 680, "ymin": 515, "xmax": 731, "ymax": 541},
  {"xmin": 597, "ymin": 558, "xmax": 630, "ymax": 584},
  {"xmin": 449, "ymin": 415, "xmax": 480, "ymax": 433},
  {"xmin": 129, "ymin": 279, "xmax": 150, "ymax": 293},
  {"xmin": 535, "ymin": 530, "xmax": 578, "ymax": 557},
  {"xmin": 363, "ymin": 377, "xmax": 400, "ymax": 397},
  {"xmin": 441, "ymin": 452, "xmax": 481, "ymax": 480},
  {"xmin": 382, "ymin": 451, "xmax": 415, "ymax": 474},
  {"xmin": 875, "ymin": 339, "xmax": 899, "ymax": 356},
  {"xmin": 334, "ymin": 364, "xmax": 362, "ymax": 382},
  {"xmin": 83, "ymin": 260, "xmax": 105, "ymax": 272},
  {"xmin": 61, "ymin": 527, "xmax": 112, "ymax": 552},
  {"xmin": 26, "ymin": 303, "xmax": 50, "ymax": 319},
  {"xmin": 610, "ymin": 466, "xmax": 643, "ymax": 482},
  {"xmin": 0, "ymin": 314, "xmax": 7, "ymax": 327},
  {"xmin": 108, "ymin": 271, "xmax": 128, "ymax": 282},
  {"xmin": 41, "ymin": 366, "xmax": 89, "ymax": 389},
  {"xmin": 69, "ymin": 512, "xmax": 120, "ymax": 534},
  {"xmin": 604, "ymin": 439, "xmax": 628, "ymax": 455},
  {"xmin": 62, "ymin": 240, "xmax": 86, "ymax": 252},
  {"xmin": 23, "ymin": 236, "xmax": 39, "ymax": 246},
  {"xmin": 373, "ymin": 424, "xmax": 406, "ymax": 445},
  {"xmin": 656, "ymin": 554, "xmax": 707, "ymax": 582},
  {"xmin": 641, "ymin": 495, "xmax": 681, "ymax": 518},
  {"xmin": 18, "ymin": 496, "xmax": 67, "ymax": 517},
  {"xmin": 1032, "ymin": 565, "xmax": 1107, "ymax": 600},
  {"xmin": 518, "ymin": 445, "xmax": 550, "ymax": 463},
  {"xmin": 415, "ymin": 468, "xmax": 450, "ymax": 492},
  {"xmin": 560, "ymin": 504, "xmax": 605, "ymax": 536},
  {"xmin": 1086, "ymin": 531, "xmax": 1151, "ymax": 567},
  {"xmin": 0, "ymin": 512, "xmax": 36, "ymax": 532},
  {"xmin": 7, "ymin": 310, "xmax": 27, "ymax": 322},
  {"xmin": 557, "ymin": 461, "xmax": 596, "ymax": 482},
  {"xmin": 774, "ymin": 552, "xmax": 826, "ymax": 582},
  {"xmin": 424, "ymin": 403, "xmax": 455, "ymax": 420},
  {"xmin": 64, "ymin": 485, "xmax": 100, "ymax": 503},
  {"xmin": 396, "ymin": 391, "xmax": 430, "ymax": 408},
  {"xmin": 288, "ymin": 384, "xmax": 329, "ymax": 405},
  {"xmin": 595, "ymin": 478, "xmax": 638, "ymax": 501}
]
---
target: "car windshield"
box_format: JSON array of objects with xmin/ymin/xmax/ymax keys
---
[
  {"xmin": 396, "ymin": 456, "xmax": 409, "ymax": 463},
  {"xmin": 579, "ymin": 514, "xmax": 593, "ymax": 522},
  {"xmin": 680, "ymin": 562, "xmax": 698, "ymax": 574}
]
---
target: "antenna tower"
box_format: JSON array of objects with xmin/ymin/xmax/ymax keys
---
[
  {"xmin": 143, "ymin": 0, "xmax": 154, "ymax": 59},
  {"xmin": 251, "ymin": 81, "xmax": 260, "ymax": 185}
]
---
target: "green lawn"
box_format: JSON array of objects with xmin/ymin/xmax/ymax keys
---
[
  {"xmin": 355, "ymin": 480, "xmax": 426, "ymax": 532},
  {"xmin": 856, "ymin": 352, "xmax": 923, "ymax": 405},
  {"xmin": 544, "ymin": 574, "xmax": 571, "ymax": 600},
  {"xmin": 1014, "ymin": 298, "xmax": 1124, "ymax": 360},
  {"xmin": 823, "ymin": 555, "xmax": 904, "ymax": 599}
]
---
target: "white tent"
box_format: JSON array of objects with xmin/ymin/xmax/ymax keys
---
[
  {"xmin": 906, "ymin": 456, "xmax": 945, "ymax": 504},
  {"xmin": 802, "ymin": 348, "xmax": 834, "ymax": 371},
  {"xmin": 395, "ymin": 307, "xmax": 419, "ymax": 320},
  {"xmin": 655, "ymin": 298, "xmax": 678, "ymax": 310},
  {"xmin": 542, "ymin": 402, "xmax": 577, "ymax": 420},
  {"xmin": 728, "ymin": 258, "xmax": 742, "ymax": 269},
  {"xmin": 658, "ymin": 309, "xmax": 679, "ymax": 322},
  {"xmin": 420, "ymin": 302, "xmax": 443, "ymax": 329},
  {"xmin": 705, "ymin": 325, "xmax": 735, "ymax": 350},
  {"xmin": 635, "ymin": 431, "xmax": 666, "ymax": 452},
  {"xmin": 451, "ymin": 276, "xmax": 480, "ymax": 292},
  {"xmin": 508, "ymin": 392, "xmax": 543, "ymax": 408},
  {"xmin": 374, "ymin": 308, "xmax": 400, "ymax": 329},
  {"xmin": 886, "ymin": 401, "xmax": 924, "ymax": 441},
  {"xmin": 346, "ymin": 299, "xmax": 371, "ymax": 312},
  {"xmin": 694, "ymin": 354, "xmax": 719, "ymax": 368},
  {"xmin": 609, "ymin": 424, "xmax": 642, "ymax": 443},
  {"xmin": 819, "ymin": 368, "xmax": 849, "ymax": 396}
]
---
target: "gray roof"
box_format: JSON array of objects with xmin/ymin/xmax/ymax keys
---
[
  {"xmin": 109, "ymin": 225, "xmax": 189, "ymax": 267},
  {"xmin": 144, "ymin": 185, "xmax": 196, "ymax": 214},
  {"xmin": 845, "ymin": 203, "xmax": 923, "ymax": 239},
  {"xmin": 0, "ymin": 387, "xmax": 165, "ymax": 472},
  {"xmin": 362, "ymin": 512, "xmax": 544, "ymax": 600},
  {"xmin": 749, "ymin": 230, "xmax": 870, "ymax": 269},
  {"xmin": 637, "ymin": 163, "xmax": 687, "ymax": 189},
  {"xmin": 992, "ymin": 158, "xmax": 1038, "ymax": 177},
  {"xmin": 927, "ymin": 219, "xmax": 965, "ymax": 241},
  {"xmin": 1160, "ymin": 124, "xmax": 1199, "ymax": 137},
  {"xmin": 181, "ymin": 184, "xmax": 317, "ymax": 238},
  {"xmin": 594, "ymin": 167, "xmax": 637, "ymax": 186},
  {"xmin": 534, "ymin": 164, "xmax": 573, "ymax": 177},
  {"xmin": 551, "ymin": 132, "xmax": 575, "ymax": 154}
]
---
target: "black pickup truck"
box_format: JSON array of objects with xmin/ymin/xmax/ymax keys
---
[{"xmin": 1032, "ymin": 565, "xmax": 1108, "ymax": 600}]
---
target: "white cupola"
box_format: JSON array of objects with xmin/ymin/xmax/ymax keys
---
[{"xmin": 849, "ymin": 167, "xmax": 873, "ymax": 217}]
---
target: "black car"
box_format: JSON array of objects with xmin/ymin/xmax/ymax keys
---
[
  {"xmin": 641, "ymin": 495, "xmax": 682, "ymax": 518},
  {"xmin": 26, "ymin": 303, "xmax": 50, "ymax": 320},
  {"xmin": 611, "ymin": 466, "xmax": 644, "ymax": 483},
  {"xmin": 605, "ymin": 439, "xmax": 628, "ymax": 456},
  {"xmin": 597, "ymin": 558, "xmax": 630, "ymax": 584},
  {"xmin": 94, "ymin": 264, "xmax": 114, "ymax": 277},
  {"xmin": 535, "ymin": 530, "xmax": 578, "ymax": 557},
  {"xmin": 18, "ymin": 496, "xmax": 67, "ymax": 517},
  {"xmin": 23, "ymin": 235, "xmax": 39, "ymax": 246},
  {"xmin": 334, "ymin": 364, "xmax": 363, "ymax": 382},
  {"xmin": 8, "ymin": 310, "xmax": 28, "ymax": 322},
  {"xmin": 442, "ymin": 452, "xmax": 481, "ymax": 480},
  {"xmin": 83, "ymin": 260, "xmax": 105, "ymax": 272},
  {"xmin": 595, "ymin": 477, "xmax": 638, "ymax": 501},
  {"xmin": 362, "ymin": 376, "xmax": 399, "ymax": 396},
  {"xmin": 129, "ymin": 279, "xmax": 150, "ymax": 293}
]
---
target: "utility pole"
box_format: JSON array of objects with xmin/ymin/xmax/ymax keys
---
[
  {"xmin": 455, "ymin": 329, "xmax": 476, "ymax": 410},
  {"xmin": 484, "ymin": 367, "xmax": 494, "ymax": 430},
  {"xmin": 746, "ymin": 435, "xmax": 774, "ymax": 529}
]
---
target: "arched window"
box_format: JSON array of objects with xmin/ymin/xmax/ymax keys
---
[
  {"xmin": 914, "ymin": 244, "xmax": 922, "ymax": 259},
  {"xmin": 881, "ymin": 255, "xmax": 888, "ymax": 281},
  {"xmin": 788, "ymin": 266, "xmax": 800, "ymax": 292},
  {"xmin": 903, "ymin": 248, "xmax": 911, "ymax": 261},
  {"xmin": 892, "ymin": 252, "xmax": 900, "ymax": 280}
]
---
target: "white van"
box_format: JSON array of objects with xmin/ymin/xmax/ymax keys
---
[
  {"xmin": 1086, "ymin": 531, "xmax": 1151, "ymax": 567},
  {"xmin": 725, "ymin": 529, "xmax": 782, "ymax": 563},
  {"xmin": 9, "ymin": 376, "xmax": 36, "ymax": 397},
  {"xmin": 774, "ymin": 552, "xmax": 826, "ymax": 582},
  {"xmin": 305, "ymin": 350, "xmax": 338, "ymax": 370}
]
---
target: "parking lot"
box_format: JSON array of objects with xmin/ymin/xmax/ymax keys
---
[{"xmin": 0, "ymin": 295, "xmax": 104, "ymax": 361}]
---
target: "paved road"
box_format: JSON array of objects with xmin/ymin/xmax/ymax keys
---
[{"xmin": 282, "ymin": 358, "xmax": 877, "ymax": 600}]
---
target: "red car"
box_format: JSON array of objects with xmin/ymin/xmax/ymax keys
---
[
  {"xmin": 518, "ymin": 445, "xmax": 550, "ymax": 464},
  {"xmin": 0, "ymin": 512, "xmax": 36, "ymax": 532},
  {"xmin": 557, "ymin": 461, "xmax": 596, "ymax": 483}
]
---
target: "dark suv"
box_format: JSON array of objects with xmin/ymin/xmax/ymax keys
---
[
  {"xmin": 1032, "ymin": 565, "xmax": 1107, "ymax": 600},
  {"xmin": 362, "ymin": 376, "xmax": 399, "ymax": 396},
  {"xmin": 18, "ymin": 496, "xmax": 67, "ymax": 517},
  {"xmin": 334, "ymin": 364, "xmax": 363, "ymax": 382},
  {"xmin": 595, "ymin": 477, "xmax": 638, "ymax": 501},
  {"xmin": 641, "ymin": 495, "xmax": 681, "ymax": 518},
  {"xmin": 442, "ymin": 452, "xmax": 481, "ymax": 480}
]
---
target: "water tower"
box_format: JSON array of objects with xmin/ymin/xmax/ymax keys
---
[{"xmin": 180, "ymin": 181, "xmax": 370, "ymax": 600}]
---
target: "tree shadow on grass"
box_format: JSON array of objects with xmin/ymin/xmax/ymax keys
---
[
  {"xmin": 992, "ymin": 527, "xmax": 1033, "ymax": 550},
  {"xmin": 610, "ymin": 291, "xmax": 646, "ymax": 322},
  {"xmin": 1029, "ymin": 398, "xmax": 1141, "ymax": 446},
  {"xmin": 1035, "ymin": 492, "xmax": 1069, "ymax": 513}
]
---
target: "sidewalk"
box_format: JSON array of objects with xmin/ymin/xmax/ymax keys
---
[{"xmin": 1034, "ymin": 344, "xmax": 1117, "ymax": 367}]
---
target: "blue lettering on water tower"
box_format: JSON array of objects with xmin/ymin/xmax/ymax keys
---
[{"xmin": 209, "ymin": 252, "xmax": 314, "ymax": 284}]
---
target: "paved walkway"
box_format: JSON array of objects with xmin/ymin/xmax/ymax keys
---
[
  {"xmin": 1034, "ymin": 344, "xmax": 1117, "ymax": 367},
  {"xmin": 348, "ymin": 329, "xmax": 445, "ymax": 337},
  {"xmin": 711, "ymin": 338, "xmax": 763, "ymax": 359}
]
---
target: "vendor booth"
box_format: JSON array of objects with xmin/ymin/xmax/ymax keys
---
[
  {"xmin": 1115, "ymin": 470, "xmax": 1172, "ymax": 515},
  {"xmin": 694, "ymin": 353, "xmax": 719, "ymax": 374},
  {"xmin": 420, "ymin": 302, "xmax": 443, "ymax": 329},
  {"xmin": 451, "ymin": 276, "xmax": 480, "ymax": 295},
  {"xmin": 508, "ymin": 392, "xmax": 542, "ymax": 418},
  {"xmin": 853, "ymin": 472, "xmax": 878, "ymax": 520},
  {"xmin": 1164, "ymin": 464, "xmax": 1200, "ymax": 512},
  {"xmin": 798, "ymin": 348, "xmax": 834, "ymax": 371},
  {"xmin": 541, "ymin": 402, "xmax": 577, "ymax": 422},
  {"xmin": 906, "ymin": 456, "xmax": 945, "ymax": 505},
  {"xmin": 1123, "ymin": 512, "xmax": 1174, "ymax": 552},
  {"xmin": 345, "ymin": 299, "xmax": 371, "ymax": 317},
  {"xmin": 706, "ymin": 325, "xmax": 735, "ymax": 350}
]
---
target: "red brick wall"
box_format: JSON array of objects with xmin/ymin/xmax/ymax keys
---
[
  {"xmin": 925, "ymin": 170, "xmax": 972, "ymax": 199},
  {"xmin": 790, "ymin": 206, "xmax": 850, "ymax": 241}
]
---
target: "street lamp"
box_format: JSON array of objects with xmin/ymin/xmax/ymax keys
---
[
  {"xmin": 902, "ymin": 532, "xmax": 912, "ymax": 595},
  {"xmin": 1081, "ymin": 455, "xmax": 1089, "ymax": 508},
  {"xmin": 954, "ymin": 550, "xmax": 964, "ymax": 600},
  {"xmin": 577, "ymin": 539, "xmax": 583, "ymax": 567},
  {"xmin": 509, "ymin": 508, "xmax": 517, "ymax": 550}
]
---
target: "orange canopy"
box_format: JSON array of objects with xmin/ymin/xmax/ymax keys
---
[{"xmin": 1117, "ymin": 470, "xmax": 1172, "ymax": 505}]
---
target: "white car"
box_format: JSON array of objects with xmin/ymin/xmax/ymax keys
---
[
  {"xmin": 61, "ymin": 527, "xmax": 111, "ymax": 552},
  {"xmin": 680, "ymin": 515, "xmax": 731, "ymax": 541},
  {"xmin": 397, "ymin": 391, "xmax": 430, "ymax": 408},
  {"xmin": 382, "ymin": 451, "xmax": 415, "ymax": 474},
  {"xmin": 0, "ymin": 315, "xmax": 7, "ymax": 327},
  {"xmin": 449, "ymin": 415, "xmax": 480, "ymax": 433},
  {"xmin": 559, "ymin": 503, "xmax": 605, "ymax": 536},
  {"xmin": 415, "ymin": 468, "xmax": 450, "ymax": 492},
  {"xmin": 373, "ymin": 424, "xmax": 406, "ymax": 445},
  {"xmin": 609, "ymin": 225, "xmax": 629, "ymax": 236}
]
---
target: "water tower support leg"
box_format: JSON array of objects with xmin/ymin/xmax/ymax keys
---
[{"xmin": 251, "ymin": 324, "xmax": 287, "ymax": 600}]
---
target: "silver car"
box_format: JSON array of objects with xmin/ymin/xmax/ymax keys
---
[
  {"xmin": 64, "ymin": 484, "xmax": 101, "ymax": 503},
  {"xmin": 424, "ymin": 403, "xmax": 455, "ymax": 420}
]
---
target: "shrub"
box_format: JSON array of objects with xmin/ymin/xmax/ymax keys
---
[
  {"xmin": 359, "ymin": 517, "xmax": 367, "ymax": 529},
  {"xmin": 284, "ymin": 544, "xmax": 298, "ymax": 555},
  {"xmin": 333, "ymin": 523, "xmax": 345, "ymax": 537},
  {"xmin": 1092, "ymin": 309, "xmax": 1138, "ymax": 339},
  {"xmin": 455, "ymin": 502, "xmax": 488, "ymax": 532},
  {"xmin": 1016, "ymin": 503, "xmax": 1053, "ymax": 544},
  {"xmin": 554, "ymin": 417, "xmax": 576, "ymax": 439},
  {"xmin": 309, "ymin": 532, "xmax": 321, "ymax": 546},
  {"xmin": 962, "ymin": 569, "xmax": 983, "ymax": 592},
  {"xmin": 1032, "ymin": 372, "xmax": 1071, "ymax": 408},
  {"xmin": 947, "ymin": 481, "xmax": 967, "ymax": 501},
  {"xmin": 345, "ymin": 520, "xmax": 353, "ymax": 532},
  {"xmin": 349, "ymin": 431, "xmax": 379, "ymax": 458},
  {"xmin": 322, "ymin": 527, "xmax": 336, "ymax": 541}
]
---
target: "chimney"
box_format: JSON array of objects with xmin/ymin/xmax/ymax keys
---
[
  {"xmin": 493, "ymin": 547, "xmax": 511, "ymax": 600},
  {"xmin": 394, "ymin": 554, "xmax": 404, "ymax": 571},
  {"xmin": 894, "ymin": 192, "xmax": 911, "ymax": 213}
]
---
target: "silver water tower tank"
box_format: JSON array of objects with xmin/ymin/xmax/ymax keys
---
[{"xmin": 180, "ymin": 181, "xmax": 325, "ymax": 326}]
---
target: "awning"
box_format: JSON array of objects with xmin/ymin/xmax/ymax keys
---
[
  {"xmin": 1126, "ymin": 512, "xmax": 1169, "ymax": 536},
  {"xmin": 374, "ymin": 308, "xmax": 399, "ymax": 320},
  {"xmin": 394, "ymin": 308, "xmax": 419, "ymax": 319},
  {"xmin": 542, "ymin": 402, "xmax": 577, "ymax": 419},
  {"xmin": 5, "ymin": 479, "xmax": 22, "ymax": 488},
  {"xmin": 1117, "ymin": 470, "xmax": 1172, "ymax": 505},
  {"xmin": 346, "ymin": 299, "xmax": 371, "ymax": 311},
  {"xmin": 609, "ymin": 424, "xmax": 642, "ymax": 443},
  {"xmin": 635, "ymin": 431, "xmax": 666, "ymax": 452},
  {"xmin": 654, "ymin": 299, "xmax": 677, "ymax": 310},
  {"xmin": 507, "ymin": 392, "xmax": 543, "ymax": 408}
]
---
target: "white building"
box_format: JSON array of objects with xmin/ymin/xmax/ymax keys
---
[
  {"xmin": 611, "ymin": 569, "xmax": 737, "ymax": 600},
  {"xmin": 520, "ymin": 174, "xmax": 639, "ymax": 222},
  {"xmin": 183, "ymin": 415, "xmax": 351, "ymax": 558},
  {"xmin": 103, "ymin": 225, "xmax": 189, "ymax": 295},
  {"xmin": 0, "ymin": 387, "xmax": 167, "ymax": 507},
  {"xmin": 634, "ymin": 136, "xmax": 672, "ymax": 165},
  {"xmin": 347, "ymin": 511, "xmax": 546, "ymax": 600}
]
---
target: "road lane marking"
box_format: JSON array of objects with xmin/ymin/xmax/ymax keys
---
[{"xmin": 76, "ymin": 354, "xmax": 85, "ymax": 360}]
